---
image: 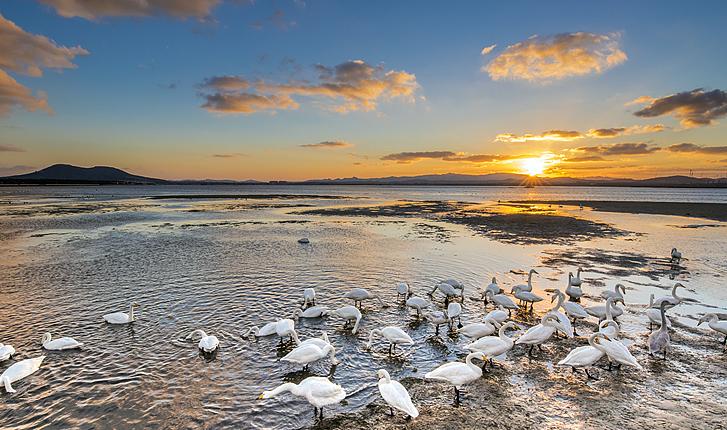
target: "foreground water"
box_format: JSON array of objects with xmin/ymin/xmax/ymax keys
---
[{"xmin": 0, "ymin": 185, "xmax": 725, "ymax": 429}]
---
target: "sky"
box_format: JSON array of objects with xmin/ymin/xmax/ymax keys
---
[{"xmin": 1, "ymin": 0, "xmax": 727, "ymax": 180}]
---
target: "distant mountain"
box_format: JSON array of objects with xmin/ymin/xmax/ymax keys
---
[{"xmin": 0, "ymin": 164, "xmax": 165, "ymax": 184}]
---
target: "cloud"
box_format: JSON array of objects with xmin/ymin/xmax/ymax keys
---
[
  {"xmin": 480, "ymin": 44, "xmax": 496, "ymax": 55},
  {"xmin": 0, "ymin": 69, "xmax": 52, "ymax": 116},
  {"xmin": 666, "ymin": 143, "xmax": 727, "ymax": 154},
  {"xmin": 564, "ymin": 155, "xmax": 606, "ymax": 162},
  {"xmin": 39, "ymin": 0, "xmax": 221, "ymax": 20},
  {"xmin": 484, "ymin": 32, "xmax": 627, "ymax": 82},
  {"xmin": 576, "ymin": 142, "xmax": 661, "ymax": 156},
  {"xmin": 632, "ymin": 88, "xmax": 727, "ymax": 128},
  {"xmin": 0, "ymin": 13, "xmax": 88, "ymax": 77},
  {"xmin": 0, "ymin": 165, "xmax": 34, "ymax": 176},
  {"xmin": 201, "ymin": 76, "xmax": 249, "ymax": 91},
  {"xmin": 200, "ymin": 60, "xmax": 419, "ymax": 114},
  {"xmin": 380, "ymin": 151, "xmax": 523, "ymax": 164},
  {"xmin": 586, "ymin": 124, "xmax": 666, "ymax": 138},
  {"xmin": 495, "ymin": 130, "xmax": 583, "ymax": 143},
  {"xmin": 300, "ymin": 140, "xmax": 353, "ymax": 149},
  {"xmin": 0, "ymin": 143, "xmax": 26, "ymax": 152},
  {"xmin": 211, "ymin": 152, "xmax": 245, "ymax": 158}
]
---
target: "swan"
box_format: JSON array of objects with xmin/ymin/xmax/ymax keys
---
[
  {"xmin": 344, "ymin": 288, "xmax": 388, "ymax": 308},
  {"xmin": 648, "ymin": 302, "xmax": 671, "ymax": 360},
  {"xmin": 554, "ymin": 290, "xmax": 588, "ymax": 335},
  {"xmin": 457, "ymin": 318, "xmax": 499, "ymax": 339},
  {"xmin": 331, "ymin": 305, "xmax": 362, "ymax": 334},
  {"xmin": 245, "ymin": 321, "xmax": 278, "ymax": 338},
  {"xmin": 515, "ymin": 314, "xmax": 564, "ymax": 356},
  {"xmin": 396, "ymin": 282, "xmax": 412, "ymax": 301},
  {"xmin": 294, "ymin": 306, "xmax": 330, "ymax": 319},
  {"xmin": 447, "ymin": 302, "xmax": 463, "ymax": 328},
  {"xmin": 670, "ymin": 248, "xmax": 682, "ymax": 264},
  {"xmin": 0, "ymin": 344, "xmax": 16, "ymax": 361},
  {"xmin": 428, "ymin": 282, "xmax": 463, "ymax": 303},
  {"xmin": 405, "ymin": 296, "xmax": 431, "ymax": 318},
  {"xmin": 186, "ymin": 329, "xmax": 219, "ymax": 353},
  {"xmin": 646, "ymin": 294, "xmax": 672, "ymax": 330},
  {"xmin": 366, "ymin": 326, "xmax": 414, "ymax": 355},
  {"xmin": 303, "ymin": 288, "xmax": 316, "ymax": 308},
  {"xmin": 465, "ymin": 321, "xmax": 517, "ymax": 369},
  {"xmin": 299, "ymin": 332, "xmax": 332, "ymax": 349},
  {"xmin": 481, "ymin": 277, "xmax": 502, "ymax": 304},
  {"xmin": 282, "ymin": 341, "xmax": 339, "ymax": 370},
  {"xmin": 442, "ymin": 279, "xmax": 465, "ymax": 291},
  {"xmin": 103, "ymin": 302, "xmax": 140, "ymax": 324},
  {"xmin": 598, "ymin": 320, "xmax": 619, "ymax": 339},
  {"xmin": 652, "ymin": 283, "xmax": 686, "ymax": 309},
  {"xmin": 41, "ymin": 333, "xmax": 83, "ymax": 350},
  {"xmin": 424, "ymin": 351, "xmax": 487, "ymax": 404},
  {"xmin": 599, "ymin": 335, "xmax": 642, "ymax": 371},
  {"xmin": 511, "ymin": 285, "xmax": 543, "ymax": 311},
  {"xmin": 585, "ymin": 297, "xmax": 624, "ymax": 321},
  {"xmin": 245, "ymin": 319, "xmax": 300, "ymax": 345},
  {"xmin": 484, "ymin": 308, "xmax": 509, "ymax": 325},
  {"xmin": 258, "ymin": 376, "xmax": 346, "ymax": 419},
  {"xmin": 423, "ymin": 310, "xmax": 449, "ymax": 335},
  {"xmin": 513, "ymin": 269, "xmax": 538, "ymax": 292},
  {"xmin": 569, "ymin": 267, "xmax": 583, "ymax": 287},
  {"xmin": 557, "ymin": 333, "xmax": 605, "ymax": 379},
  {"xmin": 377, "ymin": 369, "xmax": 419, "ymax": 418},
  {"xmin": 697, "ymin": 313, "xmax": 727, "ymax": 347},
  {"xmin": 566, "ymin": 273, "xmax": 583, "ymax": 301},
  {"xmin": 546, "ymin": 291, "xmax": 574, "ymax": 338},
  {"xmin": 485, "ymin": 291, "xmax": 518, "ymax": 315},
  {"xmin": 601, "ymin": 283, "xmax": 626, "ymax": 302},
  {"xmin": 1, "ymin": 356, "xmax": 45, "ymax": 393}
]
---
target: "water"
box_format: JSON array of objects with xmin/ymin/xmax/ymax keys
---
[{"xmin": 1, "ymin": 186, "xmax": 726, "ymax": 429}]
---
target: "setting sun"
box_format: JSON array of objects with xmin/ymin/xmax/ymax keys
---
[{"xmin": 520, "ymin": 157, "xmax": 547, "ymax": 176}]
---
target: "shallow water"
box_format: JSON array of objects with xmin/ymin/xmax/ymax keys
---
[{"xmin": 0, "ymin": 185, "xmax": 726, "ymax": 429}]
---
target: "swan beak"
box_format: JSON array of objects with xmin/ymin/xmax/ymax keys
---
[{"xmin": 257, "ymin": 393, "xmax": 265, "ymax": 400}]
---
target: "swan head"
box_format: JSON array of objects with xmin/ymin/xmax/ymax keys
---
[
  {"xmin": 697, "ymin": 314, "xmax": 715, "ymax": 325},
  {"xmin": 132, "ymin": 302, "xmax": 140, "ymax": 308},
  {"xmin": 674, "ymin": 282, "xmax": 685, "ymax": 290},
  {"xmin": 616, "ymin": 283, "xmax": 626, "ymax": 294},
  {"xmin": 491, "ymin": 277, "xmax": 497, "ymax": 284},
  {"xmin": 377, "ymin": 369, "xmax": 391, "ymax": 380},
  {"xmin": 293, "ymin": 308, "xmax": 302, "ymax": 320},
  {"xmin": 42, "ymin": 332, "xmax": 52, "ymax": 344}
]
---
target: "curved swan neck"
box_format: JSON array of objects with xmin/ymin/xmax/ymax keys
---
[
  {"xmin": 379, "ymin": 369, "xmax": 391, "ymax": 382},
  {"xmin": 587, "ymin": 333, "xmax": 599, "ymax": 347},
  {"xmin": 352, "ymin": 315, "xmax": 361, "ymax": 334},
  {"xmin": 42, "ymin": 333, "xmax": 52, "ymax": 344},
  {"xmin": 465, "ymin": 352, "xmax": 482, "ymax": 370},
  {"xmin": 266, "ymin": 383, "xmax": 297, "ymax": 398},
  {"xmin": 367, "ymin": 329, "xmax": 381, "ymax": 348},
  {"xmin": 605, "ymin": 298, "xmax": 614, "ymax": 321},
  {"xmin": 188, "ymin": 329, "xmax": 206, "ymax": 340},
  {"xmin": 672, "ymin": 283, "xmax": 683, "ymax": 300},
  {"xmin": 246, "ymin": 326, "xmax": 259, "ymax": 337}
]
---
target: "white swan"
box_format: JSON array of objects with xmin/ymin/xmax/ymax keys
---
[
  {"xmin": 569, "ymin": 267, "xmax": 583, "ymax": 287},
  {"xmin": 484, "ymin": 308, "xmax": 509, "ymax": 325},
  {"xmin": 366, "ymin": 326, "xmax": 414, "ymax": 354},
  {"xmin": 245, "ymin": 319, "xmax": 300, "ymax": 345},
  {"xmin": 511, "ymin": 285, "xmax": 543, "ymax": 311},
  {"xmin": 396, "ymin": 282, "xmax": 411, "ymax": 301},
  {"xmin": 41, "ymin": 333, "xmax": 83, "ymax": 350},
  {"xmin": 586, "ymin": 297, "xmax": 624, "ymax": 321},
  {"xmin": 465, "ymin": 321, "xmax": 517, "ymax": 369},
  {"xmin": 423, "ymin": 310, "xmax": 449, "ymax": 335},
  {"xmin": 186, "ymin": 329, "xmax": 219, "ymax": 353},
  {"xmin": 0, "ymin": 344, "xmax": 16, "ymax": 361},
  {"xmin": 259, "ymin": 376, "xmax": 346, "ymax": 419},
  {"xmin": 377, "ymin": 369, "xmax": 418, "ymax": 418},
  {"xmin": 598, "ymin": 320, "xmax": 619, "ymax": 339},
  {"xmin": 599, "ymin": 335, "xmax": 642, "ymax": 371},
  {"xmin": 331, "ymin": 305, "xmax": 362, "ymax": 334},
  {"xmin": 554, "ymin": 290, "xmax": 588, "ymax": 335},
  {"xmin": 546, "ymin": 292, "xmax": 574, "ymax": 338},
  {"xmin": 652, "ymin": 283, "xmax": 686, "ymax": 309},
  {"xmin": 601, "ymin": 283, "xmax": 626, "ymax": 302},
  {"xmin": 294, "ymin": 306, "xmax": 330, "ymax": 319},
  {"xmin": 648, "ymin": 302, "xmax": 671, "ymax": 360},
  {"xmin": 670, "ymin": 247, "xmax": 682, "ymax": 264},
  {"xmin": 282, "ymin": 341, "xmax": 339, "ymax": 370},
  {"xmin": 1, "ymin": 356, "xmax": 45, "ymax": 393},
  {"xmin": 646, "ymin": 294, "xmax": 672, "ymax": 330},
  {"xmin": 303, "ymin": 288, "xmax": 316, "ymax": 308},
  {"xmin": 514, "ymin": 269, "xmax": 538, "ymax": 292},
  {"xmin": 458, "ymin": 318, "xmax": 499, "ymax": 339},
  {"xmin": 245, "ymin": 321, "xmax": 277, "ymax": 338},
  {"xmin": 485, "ymin": 291, "xmax": 518, "ymax": 315},
  {"xmin": 424, "ymin": 351, "xmax": 487, "ymax": 404},
  {"xmin": 428, "ymin": 282, "xmax": 463, "ymax": 303},
  {"xmin": 481, "ymin": 277, "xmax": 502, "ymax": 303},
  {"xmin": 697, "ymin": 313, "xmax": 727, "ymax": 348},
  {"xmin": 447, "ymin": 302, "xmax": 462, "ymax": 328},
  {"xmin": 103, "ymin": 302, "xmax": 139, "ymax": 324},
  {"xmin": 344, "ymin": 288, "xmax": 388, "ymax": 308},
  {"xmin": 515, "ymin": 314, "xmax": 564, "ymax": 356},
  {"xmin": 405, "ymin": 296, "xmax": 431, "ymax": 318},
  {"xmin": 299, "ymin": 332, "xmax": 332, "ymax": 349},
  {"xmin": 557, "ymin": 333, "xmax": 605, "ymax": 379}
]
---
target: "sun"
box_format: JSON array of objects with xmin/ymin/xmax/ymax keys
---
[{"xmin": 520, "ymin": 157, "xmax": 546, "ymax": 176}]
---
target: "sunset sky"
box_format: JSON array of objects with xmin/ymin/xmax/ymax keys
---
[{"xmin": 1, "ymin": 1, "xmax": 726, "ymax": 180}]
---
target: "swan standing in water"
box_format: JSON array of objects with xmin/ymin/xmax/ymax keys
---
[
  {"xmin": 259, "ymin": 376, "xmax": 346, "ymax": 420},
  {"xmin": 0, "ymin": 344, "xmax": 16, "ymax": 361},
  {"xmin": 586, "ymin": 297, "xmax": 624, "ymax": 321},
  {"xmin": 515, "ymin": 314, "xmax": 565, "ymax": 356},
  {"xmin": 481, "ymin": 277, "xmax": 502, "ymax": 304},
  {"xmin": 569, "ymin": 267, "xmax": 583, "ymax": 287},
  {"xmin": 396, "ymin": 282, "xmax": 412, "ymax": 301},
  {"xmin": 302, "ymin": 288, "xmax": 316, "ymax": 308},
  {"xmin": 484, "ymin": 291, "xmax": 518, "ymax": 316},
  {"xmin": 670, "ymin": 248, "xmax": 682, "ymax": 264},
  {"xmin": 428, "ymin": 282, "xmax": 463, "ymax": 304},
  {"xmin": 465, "ymin": 321, "xmax": 517, "ymax": 369},
  {"xmin": 484, "ymin": 308, "xmax": 509, "ymax": 325},
  {"xmin": 423, "ymin": 310, "xmax": 449, "ymax": 335},
  {"xmin": 282, "ymin": 340, "xmax": 339, "ymax": 370},
  {"xmin": 186, "ymin": 329, "xmax": 219, "ymax": 353},
  {"xmin": 366, "ymin": 326, "xmax": 414, "ymax": 355},
  {"xmin": 1, "ymin": 356, "xmax": 45, "ymax": 393},
  {"xmin": 294, "ymin": 306, "xmax": 330, "ymax": 319},
  {"xmin": 447, "ymin": 302, "xmax": 463, "ymax": 329},
  {"xmin": 546, "ymin": 291, "xmax": 574, "ymax": 338},
  {"xmin": 511, "ymin": 285, "xmax": 543, "ymax": 312},
  {"xmin": 344, "ymin": 288, "xmax": 388, "ymax": 309},
  {"xmin": 41, "ymin": 333, "xmax": 84, "ymax": 350},
  {"xmin": 245, "ymin": 319, "xmax": 300, "ymax": 345},
  {"xmin": 376, "ymin": 369, "xmax": 419, "ymax": 419},
  {"xmin": 424, "ymin": 351, "xmax": 487, "ymax": 405},
  {"xmin": 553, "ymin": 290, "xmax": 588, "ymax": 335},
  {"xmin": 458, "ymin": 316, "xmax": 500, "ymax": 340},
  {"xmin": 652, "ymin": 283, "xmax": 687, "ymax": 309},
  {"xmin": 557, "ymin": 333, "xmax": 606, "ymax": 380},
  {"xmin": 646, "ymin": 294, "xmax": 672, "ymax": 330},
  {"xmin": 566, "ymin": 273, "xmax": 583, "ymax": 301},
  {"xmin": 405, "ymin": 296, "xmax": 431, "ymax": 318},
  {"xmin": 648, "ymin": 302, "xmax": 671, "ymax": 360},
  {"xmin": 331, "ymin": 305, "xmax": 362, "ymax": 334},
  {"xmin": 103, "ymin": 302, "xmax": 140, "ymax": 324},
  {"xmin": 601, "ymin": 283, "xmax": 626, "ymax": 302},
  {"xmin": 697, "ymin": 313, "xmax": 727, "ymax": 348}
]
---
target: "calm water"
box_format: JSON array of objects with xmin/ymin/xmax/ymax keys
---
[{"xmin": 1, "ymin": 186, "xmax": 726, "ymax": 429}]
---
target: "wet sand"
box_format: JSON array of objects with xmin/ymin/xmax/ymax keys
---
[{"xmin": 510, "ymin": 201, "xmax": 727, "ymax": 222}]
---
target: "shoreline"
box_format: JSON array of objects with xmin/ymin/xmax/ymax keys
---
[{"xmin": 510, "ymin": 201, "xmax": 727, "ymax": 222}]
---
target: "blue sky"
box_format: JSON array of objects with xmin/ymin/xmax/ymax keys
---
[{"xmin": 1, "ymin": 1, "xmax": 726, "ymax": 179}]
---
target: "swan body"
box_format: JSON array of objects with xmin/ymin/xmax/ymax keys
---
[
  {"xmin": 601, "ymin": 284, "xmax": 626, "ymax": 302},
  {"xmin": 513, "ymin": 269, "xmax": 538, "ymax": 292},
  {"xmin": 515, "ymin": 315, "xmax": 564, "ymax": 355},
  {"xmin": 429, "ymin": 282, "xmax": 463, "ymax": 301},
  {"xmin": 698, "ymin": 313, "xmax": 727, "ymax": 347},
  {"xmin": 187, "ymin": 329, "xmax": 219, "ymax": 353},
  {"xmin": 465, "ymin": 321, "xmax": 517, "ymax": 363},
  {"xmin": 246, "ymin": 319, "xmax": 300, "ymax": 344},
  {"xmin": 405, "ymin": 296, "xmax": 431, "ymax": 317},
  {"xmin": 41, "ymin": 333, "xmax": 83, "ymax": 351},
  {"xmin": 103, "ymin": 302, "xmax": 139, "ymax": 324},
  {"xmin": 295, "ymin": 305, "xmax": 329, "ymax": 319},
  {"xmin": 442, "ymin": 279, "xmax": 465, "ymax": 290},
  {"xmin": 246, "ymin": 321, "xmax": 278, "ymax": 338},
  {"xmin": 485, "ymin": 291, "xmax": 518, "ymax": 313},
  {"xmin": 377, "ymin": 369, "xmax": 418, "ymax": 418},
  {"xmin": 484, "ymin": 309, "xmax": 509, "ymax": 324},
  {"xmin": 259, "ymin": 376, "xmax": 346, "ymax": 418},
  {"xmin": 652, "ymin": 283, "xmax": 686, "ymax": 309},
  {"xmin": 557, "ymin": 333, "xmax": 605, "ymax": 377},
  {"xmin": 547, "ymin": 291, "xmax": 574, "ymax": 337},
  {"xmin": 299, "ymin": 332, "xmax": 332, "ymax": 349},
  {"xmin": 0, "ymin": 344, "xmax": 16, "ymax": 361},
  {"xmin": 282, "ymin": 342, "xmax": 339, "ymax": 368},
  {"xmin": 482, "ymin": 277, "xmax": 502, "ymax": 303},
  {"xmin": 600, "ymin": 337, "xmax": 642, "ymax": 370},
  {"xmin": 447, "ymin": 302, "xmax": 462, "ymax": 327},
  {"xmin": 367, "ymin": 326, "xmax": 414, "ymax": 353},
  {"xmin": 396, "ymin": 282, "xmax": 411, "ymax": 301},
  {"xmin": 425, "ymin": 352, "xmax": 487, "ymax": 403},
  {"xmin": 648, "ymin": 302, "xmax": 671, "ymax": 359},
  {"xmin": 458, "ymin": 320, "xmax": 499, "ymax": 339},
  {"xmin": 512, "ymin": 285, "xmax": 543, "ymax": 311},
  {"xmin": 646, "ymin": 294, "xmax": 672, "ymax": 329},
  {"xmin": 423, "ymin": 310, "xmax": 448, "ymax": 335},
  {"xmin": 344, "ymin": 288, "xmax": 387, "ymax": 308},
  {"xmin": 303, "ymin": 288, "xmax": 316, "ymax": 308},
  {"xmin": 569, "ymin": 267, "xmax": 583, "ymax": 287},
  {"xmin": 586, "ymin": 297, "xmax": 624, "ymax": 321},
  {"xmin": 1, "ymin": 356, "xmax": 45, "ymax": 393},
  {"xmin": 331, "ymin": 305, "xmax": 362, "ymax": 334}
]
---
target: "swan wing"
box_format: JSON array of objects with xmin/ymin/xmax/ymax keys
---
[
  {"xmin": 45, "ymin": 337, "xmax": 83, "ymax": 350},
  {"xmin": 515, "ymin": 324, "xmax": 552, "ymax": 345},
  {"xmin": 557, "ymin": 346, "xmax": 604, "ymax": 367},
  {"xmin": 379, "ymin": 379, "xmax": 418, "ymax": 418},
  {"xmin": 604, "ymin": 340, "xmax": 642, "ymax": 369},
  {"xmin": 301, "ymin": 377, "xmax": 346, "ymax": 407},
  {"xmin": 282, "ymin": 344, "xmax": 325, "ymax": 364},
  {"xmin": 103, "ymin": 312, "xmax": 129, "ymax": 324},
  {"xmin": 199, "ymin": 335, "xmax": 219, "ymax": 352}
]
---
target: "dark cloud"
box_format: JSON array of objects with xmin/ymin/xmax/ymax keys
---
[
  {"xmin": 201, "ymin": 92, "xmax": 298, "ymax": 114},
  {"xmin": 577, "ymin": 142, "xmax": 661, "ymax": 156},
  {"xmin": 666, "ymin": 143, "xmax": 727, "ymax": 154},
  {"xmin": 300, "ymin": 141, "xmax": 353, "ymax": 149},
  {"xmin": 39, "ymin": 0, "xmax": 221, "ymax": 20},
  {"xmin": 632, "ymin": 88, "xmax": 727, "ymax": 128}
]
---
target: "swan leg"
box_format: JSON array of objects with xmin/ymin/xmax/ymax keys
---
[
  {"xmin": 319, "ymin": 407, "xmax": 324, "ymax": 419},
  {"xmin": 388, "ymin": 343, "xmax": 393, "ymax": 355},
  {"xmin": 722, "ymin": 335, "xmax": 727, "ymax": 346},
  {"xmin": 454, "ymin": 387, "xmax": 460, "ymax": 406},
  {"xmin": 584, "ymin": 368, "xmax": 598, "ymax": 380},
  {"xmin": 389, "ymin": 407, "xmax": 395, "ymax": 417},
  {"xmin": 528, "ymin": 345, "xmax": 534, "ymax": 357}
]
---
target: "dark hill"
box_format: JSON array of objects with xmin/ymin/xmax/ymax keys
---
[{"xmin": 1, "ymin": 164, "xmax": 164, "ymax": 184}]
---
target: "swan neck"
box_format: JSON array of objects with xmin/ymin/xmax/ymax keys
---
[
  {"xmin": 129, "ymin": 304, "xmax": 135, "ymax": 322},
  {"xmin": 267, "ymin": 383, "xmax": 297, "ymax": 398}
]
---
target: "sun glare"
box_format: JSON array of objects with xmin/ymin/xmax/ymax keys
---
[{"xmin": 520, "ymin": 157, "xmax": 546, "ymax": 176}]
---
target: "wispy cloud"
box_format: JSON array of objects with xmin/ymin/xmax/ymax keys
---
[
  {"xmin": 484, "ymin": 32, "xmax": 626, "ymax": 82},
  {"xmin": 480, "ymin": 44, "xmax": 496, "ymax": 55},
  {"xmin": 380, "ymin": 151, "xmax": 526, "ymax": 164},
  {"xmin": 0, "ymin": 143, "xmax": 25, "ymax": 152},
  {"xmin": 576, "ymin": 142, "xmax": 661, "ymax": 156},
  {"xmin": 495, "ymin": 130, "xmax": 583, "ymax": 143},
  {"xmin": 631, "ymin": 88, "xmax": 727, "ymax": 128},
  {"xmin": 39, "ymin": 0, "xmax": 221, "ymax": 20},
  {"xmin": 300, "ymin": 140, "xmax": 353, "ymax": 149},
  {"xmin": 586, "ymin": 124, "xmax": 666, "ymax": 138},
  {"xmin": 211, "ymin": 152, "xmax": 246, "ymax": 158},
  {"xmin": 666, "ymin": 143, "xmax": 727, "ymax": 154}
]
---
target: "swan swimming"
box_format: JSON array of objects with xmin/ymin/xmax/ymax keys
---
[
  {"xmin": 302, "ymin": 288, "xmax": 316, "ymax": 308},
  {"xmin": 1, "ymin": 356, "xmax": 45, "ymax": 393},
  {"xmin": 344, "ymin": 288, "xmax": 388, "ymax": 309},
  {"xmin": 601, "ymin": 283, "xmax": 626, "ymax": 302},
  {"xmin": 377, "ymin": 369, "xmax": 419, "ymax": 419},
  {"xmin": 41, "ymin": 333, "xmax": 83, "ymax": 351},
  {"xmin": 186, "ymin": 329, "xmax": 219, "ymax": 353},
  {"xmin": 515, "ymin": 314, "xmax": 565, "ymax": 356},
  {"xmin": 0, "ymin": 343, "xmax": 16, "ymax": 361},
  {"xmin": 103, "ymin": 302, "xmax": 140, "ymax": 324},
  {"xmin": 646, "ymin": 294, "xmax": 672, "ymax": 330},
  {"xmin": 331, "ymin": 305, "xmax": 362, "ymax": 334},
  {"xmin": 648, "ymin": 302, "xmax": 671, "ymax": 359},
  {"xmin": 465, "ymin": 321, "xmax": 517, "ymax": 369},
  {"xmin": 557, "ymin": 333, "xmax": 606, "ymax": 379},
  {"xmin": 697, "ymin": 313, "xmax": 727, "ymax": 348},
  {"xmin": 259, "ymin": 376, "xmax": 346, "ymax": 419},
  {"xmin": 405, "ymin": 296, "xmax": 431, "ymax": 318},
  {"xmin": 424, "ymin": 351, "xmax": 487, "ymax": 404},
  {"xmin": 294, "ymin": 305, "xmax": 330, "ymax": 319},
  {"xmin": 366, "ymin": 326, "xmax": 414, "ymax": 355}
]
